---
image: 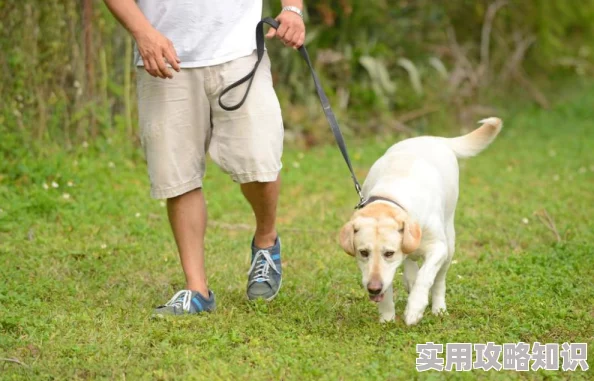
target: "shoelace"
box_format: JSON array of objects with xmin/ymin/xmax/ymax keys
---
[
  {"xmin": 163, "ymin": 290, "xmax": 192, "ymax": 312},
  {"xmin": 248, "ymin": 249, "xmax": 279, "ymax": 283}
]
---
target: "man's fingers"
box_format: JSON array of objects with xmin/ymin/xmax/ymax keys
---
[
  {"xmin": 144, "ymin": 57, "xmax": 159, "ymax": 78},
  {"xmin": 265, "ymin": 28, "xmax": 277, "ymax": 39},
  {"xmin": 167, "ymin": 41, "xmax": 181, "ymax": 70},
  {"xmin": 145, "ymin": 66, "xmax": 155, "ymax": 77},
  {"xmin": 276, "ymin": 23, "xmax": 288, "ymax": 39},
  {"xmin": 165, "ymin": 49, "xmax": 180, "ymax": 72},
  {"xmin": 155, "ymin": 55, "xmax": 172, "ymax": 79},
  {"xmin": 144, "ymin": 58, "xmax": 153, "ymax": 74},
  {"xmin": 148, "ymin": 58, "xmax": 165, "ymax": 78},
  {"xmin": 296, "ymin": 32, "xmax": 305, "ymax": 48},
  {"xmin": 284, "ymin": 29, "xmax": 297, "ymax": 47}
]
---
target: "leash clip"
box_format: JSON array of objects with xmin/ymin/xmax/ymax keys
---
[{"xmin": 354, "ymin": 182, "xmax": 366, "ymax": 209}]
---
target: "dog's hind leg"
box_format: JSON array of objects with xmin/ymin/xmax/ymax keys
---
[
  {"xmin": 431, "ymin": 220, "xmax": 455, "ymax": 315},
  {"xmin": 378, "ymin": 284, "xmax": 395, "ymax": 323},
  {"xmin": 402, "ymin": 258, "xmax": 419, "ymax": 293}
]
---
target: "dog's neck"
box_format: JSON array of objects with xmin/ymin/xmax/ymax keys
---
[{"xmin": 357, "ymin": 195, "xmax": 406, "ymax": 211}]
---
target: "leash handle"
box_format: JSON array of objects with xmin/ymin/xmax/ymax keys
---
[
  {"xmin": 218, "ymin": 17, "xmax": 364, "ymax": 206},
  {"xmin": 218, "ymin": 18, "xmax": 279, "ymax": 111}
]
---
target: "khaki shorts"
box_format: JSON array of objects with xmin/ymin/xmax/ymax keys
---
[{"xmin": 136, "ymin": 51, "xmax": 283, "ymax": 199}]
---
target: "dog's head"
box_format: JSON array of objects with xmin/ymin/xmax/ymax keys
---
[{"xmin": 339, "ymin": 202, "xmax": 422, "ymax": 302}]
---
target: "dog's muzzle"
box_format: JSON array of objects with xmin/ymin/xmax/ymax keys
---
[{"xmin": 367, "ymin": 280, "xmax": 384, "ymax": 302}]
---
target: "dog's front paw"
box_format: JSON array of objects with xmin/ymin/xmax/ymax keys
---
[
  {"xmin": 404, "ymin": 292, "xmax": 428, "ymax": 326},
  {"xmin": 431, "ymin": 301, "xmax": 447, "ymax": 316},
  {"xmin": 404, "ymin": 307, "xmax": 425, "ymax": 326},
  {"xmin": 379, "ymin": 313, "xmax": 395, "ymax": 323},
  {"xmin": 404, "ymin": 297, "xmax": 427, "ymax": 326}
]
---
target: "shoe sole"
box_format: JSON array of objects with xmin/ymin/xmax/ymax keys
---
[{"xmin": 246, "ymin": 277, "xmax": 282, "ymax": 302}]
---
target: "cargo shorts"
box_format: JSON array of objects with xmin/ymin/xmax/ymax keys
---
[{"xmin": 136, "ymin": 51, "xmax": 283, "ymax": 199}]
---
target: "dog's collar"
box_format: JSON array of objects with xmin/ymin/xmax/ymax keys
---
[{"xmin": 355, "ymin": 195, "xmax": 406, "ymax": 211}]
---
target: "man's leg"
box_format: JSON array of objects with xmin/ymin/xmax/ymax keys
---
[
  {"xmin": 240, "ymin": 177, "xmax": 281, "ymax": 248},
  {"xmin": 167, "ymin": 188, "xmax": 209, "ymax": 297},
  {"xmin": 137, "ymin": 68, "xmax": 215, "ymax": 315},
  {"xmin": 241, "ymin": 177, "xmax": 283, "ymax": 300},
  {"xmin": 208, "ymin": 51, "xmax": 284, "ymax": 300}
]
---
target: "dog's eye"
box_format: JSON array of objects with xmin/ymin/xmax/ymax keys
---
[
  {"xmin": 384, "ymin": 251, "xmax": 395, "ymax": 258},
  {"xmin": 359, "ymin": 250, "xmax": 370, "ymax": 258}
]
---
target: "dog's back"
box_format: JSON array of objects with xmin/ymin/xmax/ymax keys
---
[
  {"xmin": 385, "ymin": 117, "xmax": 503, "ymax": 165},
  {"xmin": 362, "ymin": 118, "xmax": 503, "ymax": 221}
]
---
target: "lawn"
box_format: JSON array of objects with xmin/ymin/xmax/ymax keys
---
[{"xmin": 1, "ymin": 81, "xmax": 593, "ymax": 380}]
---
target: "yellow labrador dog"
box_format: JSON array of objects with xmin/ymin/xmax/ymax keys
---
[{"xmin": 339, "ymin": 118, "xmax": 502, "ymax": 325}]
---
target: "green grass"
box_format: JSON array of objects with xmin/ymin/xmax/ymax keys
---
[{"xmin": 1, "ymin": 82, "xmax": 594, "ymax": 380}]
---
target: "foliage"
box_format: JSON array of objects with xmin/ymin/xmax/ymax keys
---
[
  {"xmin": 1, "ymin": 0, "xmax": 593, "ymax": 147},
  {"xmin": 1, "ymin": 81, "xmax": 594, "ymax": 379}
]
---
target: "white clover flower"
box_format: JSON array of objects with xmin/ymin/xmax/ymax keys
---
[
  {"xmin": 522, "ymin": 218, "xmax": 529, "ymax": 224},
  {"xmin": 42, "ymin": 183, "xmax": 49, "ymax": 190},
  {"xmin": 51, "ymin": 181, "xmax": 59, "ymax": 188},
  {"xmin": 62, "ymin": 193, "xmax": 71, "ymax": 200}
]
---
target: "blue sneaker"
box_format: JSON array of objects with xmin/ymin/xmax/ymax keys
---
[
  {"xmin": 246, "ymin": 237, "xmax": 282, "ymax": 301},
  {"xmin": 152, "ymin": 289, "xmax": 216, "ymax": 316}
]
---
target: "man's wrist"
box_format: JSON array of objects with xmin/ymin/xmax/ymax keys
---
[{"xmin": 129, "ymin": 19, "xmax": 153, "ymax": 40}]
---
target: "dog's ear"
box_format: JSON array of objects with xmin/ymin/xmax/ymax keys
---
[
  {"xmin": 339, "ymin": 220, "xmax": 356, "ymax": 256},
  {"xmin": 401, "ymin": 219, "xmax": 422, "ymax": 254}
]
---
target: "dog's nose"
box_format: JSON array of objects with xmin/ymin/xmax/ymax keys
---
[{"xmin": 367, "ymin": 281, "xmax": 383, "ymax": 295}]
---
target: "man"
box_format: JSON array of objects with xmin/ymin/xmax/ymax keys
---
[{"xmin": 104, "ymin": 0, "xmax": 305, "ymax": 315}]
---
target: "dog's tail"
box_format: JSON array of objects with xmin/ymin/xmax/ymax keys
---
[{"xmin": 445, "ymin": 117, "xmax": 503, "ymax": 159}]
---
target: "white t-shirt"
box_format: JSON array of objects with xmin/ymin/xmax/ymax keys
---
[{"xmin": 135, "ymin": 0, "xmax": 262, "ymax": 68}]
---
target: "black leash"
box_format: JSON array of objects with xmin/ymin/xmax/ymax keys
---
[{"xmin": 218, "ymin": 17, "xmax": 365, "ymax": 208}]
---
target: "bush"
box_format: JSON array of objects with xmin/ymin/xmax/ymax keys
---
[{"xmin": 1, "ymin": 0, "xmax": 593, "ymax": 149}]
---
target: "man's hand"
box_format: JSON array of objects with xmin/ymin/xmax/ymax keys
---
[
  {"xmin": 103, "ymin": 0, "xmax": 181, "ymax": 79},
  {"xmin": 135, "ymin": 27, "xmax": 181, "ymax": 79},
  {"xmin": 266, "ymin": 10, "xmax": 305, "ymax": 49}
]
